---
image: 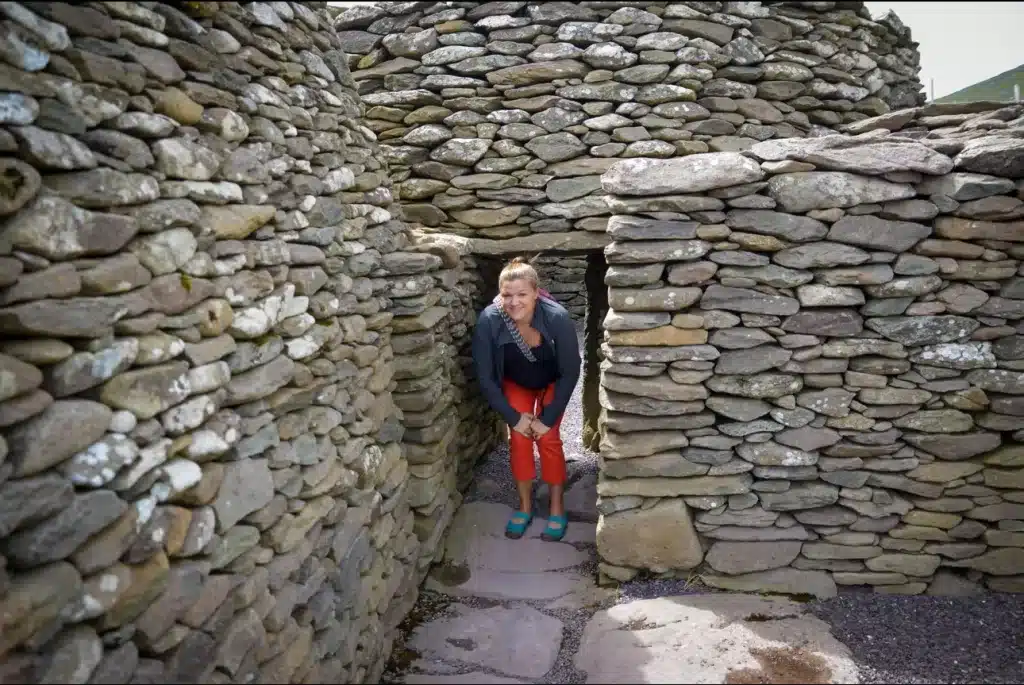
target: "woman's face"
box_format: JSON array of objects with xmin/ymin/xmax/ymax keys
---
[{"xmin": 500, "ymin": 278, "xmax": 538, "ymax": 324}]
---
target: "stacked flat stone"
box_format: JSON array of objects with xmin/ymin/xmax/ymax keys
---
[
  {"xmin": 535, "ymin": 254, "xmax": 590, "ymax": 318},
  {"xmin": 595, "ymin": 103, "xmax": 1024, "ymax": 598},
  {"xmin": 339, "ymin": 0, "xmax": 923, "ymax": 243},
  {"xmin": 387, "ymin": 234, "xmax": 495, "ymax": 579},
  {"xmin": 402, "ymin": 232, "xmax": 504, "ymax": 492},
  {"xmin": 0, "ymin": 2, "xmax": 489, "ymax": 683},
  {"xmin": 448, "ymin": 250, "xmax": 505, "ymax": 489}
]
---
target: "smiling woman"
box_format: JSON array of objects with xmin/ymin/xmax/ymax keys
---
[{"xmin": 471, "ymin": 257, "xmax": 581, "ymax": 542}]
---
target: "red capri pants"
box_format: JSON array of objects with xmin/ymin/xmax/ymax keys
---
[{"xmin": 502, "ymin": 379, "xmax": 567, "ymax": 486}]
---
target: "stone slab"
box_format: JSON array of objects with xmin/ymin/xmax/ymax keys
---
[
  {"xmin": 407, "ymin": 604, "xmax": 563, "ymax": 679},
  {"xmin": 575, "ymin": 594, "xmax": 860, "ymax": 684},
  {"xmin": 426, "ymin": 566, "xmax": 589, "ymax": 602},
  {"xmin": 469, "ymin": 231, "xmax": 611, "ymax": 256},
  {"xmin": 443, "ymin": 502, "xmax": 590, "ymax": 573},
  {"xmin": 453, "ymin": 500, "xmax": 595, "ymax": 547}
]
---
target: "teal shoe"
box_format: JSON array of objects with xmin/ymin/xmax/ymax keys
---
[
  {"xmin": 541, "ymin": 514, "xmax": 568, "ymax": 542},
  {"xmin": 505, "ymin": 510, "xmax": 533, "ymax": 540}
]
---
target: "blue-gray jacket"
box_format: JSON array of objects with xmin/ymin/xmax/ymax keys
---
[{"xmin": 471, "ymin": 296, "xmax": 581, "ymax": 428}]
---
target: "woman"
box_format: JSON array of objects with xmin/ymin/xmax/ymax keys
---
[{"xmin": 471, "ymin": 257, "xmax": 581, "ymax": 542}]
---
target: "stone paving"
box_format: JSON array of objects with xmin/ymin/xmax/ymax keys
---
[
  {"xmin": 382, "ymin": 430, "xmax": 862, "ymax": 684},
  {"xmin": 379, "ymin": 329, "xmax": 862, "ymax": 683}
]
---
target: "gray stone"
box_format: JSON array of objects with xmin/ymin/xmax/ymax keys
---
[
  {"xmin": 100, "ymin": 362, "xmax": 190, "ymax": 420},
  {"xmin": 760, "ymin": 483, "xmax": 839, "ymax": 511},
  {"xmin": 152, "ymin": 139, "xmax": 222, "ymax": 181},
  {"xmin": 866, "ymin": 316, "xmax": 979, "ymax": 346},
  {"xmin": 6, "ymin": 400, "xmax": 112, "ymax": 477},
  {"xmin": 0, "ymin": 473, "xmax": 72, "ymax": 538},
  {"xmin": 575, "ymin": 595, "xmax": 854, "ymax": 682},
  {"xmin": 707, "ymin": 374, "xmax": 802, "ymax": 399},
  {"xmin": 37, "ymin": 625, "xmax": 103, "ymax": 684},
  {"xmin": 430, "ymin": 138, "xmax": 491, "ymax": 166},
  {"xmin": 605, "ymin": 240, "xmax": 711, "ymax": 265},
  {"xmin": 598, "ymin": 498, "xmax": 702, "ymax": 570},
  {"xmin": 918, "ymin": 172, "xmax": 1016, "ymax": 201},
  {"xmin": 212, "ymin": 460, "xmax": 275, "ymax": 533},
  {"xmin": 776, "ymin": 427, "xmax": 841, "ymax": 452},
  {"xmin": 706, "ymin": 541, "xmax": 803, "ymax": 575},
  {"xmin": 701, "ymin": 568, "xmax": 838, "ymax": 598},
  {"xmin": 754, "ymin": 138, "xmax": 954, "ymax": 176},
  {"xmin": 3, "ymin": 491, "xmax": 126, "ymax": 567},
  {"xmin": 606, "ymin": 216, "xmax": 698, "ymax": 241},
  {"xmin": 827, "ymin": 215, "xmax": 932, "ymax": 252},
  {"xmin": 775, "ymin": 242, "xmax": 870, "ymax": 269},
  {"xmin": 487, "ymin": 59, "xmax": 589, "ymax": 86},
  {"xmin": 725, "ymin": 209, "xmax": 827, "ymax": 242},
  {"xmin": 904, "ymin": 433, "xmax": 1002, "ymax": 461},
  {"xmin": 525, "ymin": 132, "xmax": 586, "ymax": 163},
  {"xmin": 11, "ymin": 126, "xmax": 96, "ymax": 169},
  {"xmin": 782, "ymin": 310, "xmax": 864, "ymax": 337},
  {"xmin": 715, "ymin": 346, "xmax": 791, "ymax": 374},
  {"xmin": 768, "ymin": 172, "xmax": 915, "ymax": 213},
  {"xmin": 408, "ymin": 604, "xmax": 562, "ymax": 679},
  {"xmin": 608, "ymin": 287, "xmax": 701, "ymax": 311},
  {"xmin": 707, "ymin": 396, "xmax": 773, "ymax": 421},
  {"xmin": 602, "ymin": 152, "xmax": 763, "ymax": 196},
  {"xmin": 43, "ymin": 169, "xmax": 160, "ymax": 208},
  {"xmin": 894, "ymin": 409, "xmax": 974, "ymax": 433},
  {"xmin": 954, "ymin": 136, "xmax": 1024, "ymax": 178},
  {"xmin": 5, "ymin": 194, "xmax": 139, "ymax": 260},
  {"xmin": 737, "ymin": 441, "xmax": 817, "ymax": 467},
  {"xmin": 699, "ymin": 285, "xmax": 798, "ymax": 315}
]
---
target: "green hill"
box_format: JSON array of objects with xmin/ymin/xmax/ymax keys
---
[{"xmin": 935, "ymin": 63, "xmax": 1024, "ymax": 104}]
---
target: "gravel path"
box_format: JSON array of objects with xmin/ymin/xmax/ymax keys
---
[
  {"xmin": 383, "ymin": 325, "xmax": 1024, "ymax": 684},
  {"xmin": 808, "ymin": 592, "xmax": 1024, "ymax": 684}
]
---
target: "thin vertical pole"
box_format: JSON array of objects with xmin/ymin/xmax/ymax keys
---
[
  {"xmin": 929, "ymin": 78, "xmax": 935, "ymax": 103},
  {"xmin": 1015, "ymin": 83, "xmax": 1020, "ymax": 103}
]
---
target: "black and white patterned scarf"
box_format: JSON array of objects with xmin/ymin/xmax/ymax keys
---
[{"xmin": 493, "ymin": 293, "xmax": 538, "ymax": 362}]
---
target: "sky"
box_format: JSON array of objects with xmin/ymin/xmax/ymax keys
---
[
  {"xmin": 328, "ymin": 1, "xmax": 1024, "ymax": 100},
  {"xmin": 865, "ymin": 2, "xmax": 1023, "ymax": 99}
]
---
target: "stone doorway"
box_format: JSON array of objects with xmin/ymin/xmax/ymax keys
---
[
  {"xmin": 474, "ymin": 248, "xmax": 609, "ymax": 460},
  {"xmin": 469, "ymin": 247, "xmax": 609, "ymax": 539}
]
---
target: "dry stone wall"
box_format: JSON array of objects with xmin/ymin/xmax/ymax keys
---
[
  {"xmin": 339, "ymin": 0, "xmax": 924, "ymax": 321},
  {"xmin": 0, "ymin": 2, "xmax": 497, "ymax": 683},
  {"xmin": 595, "ymin": 103, "xmax": 1024, "ymax": 598},
  {"xmin": 391, "ymin": 231, "xmax": 501, "ymax": 578},
  {"xmin": 534, "ymin": 253, "xmax": 589, "ymax": 318}
]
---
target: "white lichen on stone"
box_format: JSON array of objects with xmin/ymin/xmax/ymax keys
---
[
  {"xmin": 187, "ymin": 361, "xmax": 230, "ymax": 394},
  {"xmin": 111, "ymin": 438, "xmax": 171, "ymax": 492},
  {"xmin": 914, "ymin": 342, "xmax": 996, "ymax": 370},
  {"xmin": 186, "ymin": 428, "xmax": 236, "ymax": 460},
  {"xmin": 135, "ymin": 494, "xmax": 158, "ymax": 528},
  {"xmin": 63, "ymin": 434, "xmax": 139, "ymax": 487},
  {"xmin": 161, "ymin": 393, "xmax": 217, "ymax": 434}
]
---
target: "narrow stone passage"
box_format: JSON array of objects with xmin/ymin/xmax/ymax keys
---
[
  {"xmin": 381, "ymin": 327, "xmax": 615, "ymax": 684},
  {"xmin": 379, "ymin": 331, "xmax": 865, "ymax": 685}
]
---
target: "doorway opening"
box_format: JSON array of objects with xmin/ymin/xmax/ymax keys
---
[{"xmin": 469, "ymin": 248, "xmax": 609, "ymax": 524}]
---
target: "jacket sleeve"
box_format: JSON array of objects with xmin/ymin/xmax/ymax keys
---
[
  {"xmin": 471, "ymin": 311, "xmax": 522, "ymax": 427},
  {"xmin": 538, "ymin": 309, "xmax": 581, "ymax": 427}
]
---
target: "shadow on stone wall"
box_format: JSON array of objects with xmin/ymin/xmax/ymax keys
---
[{"xmin": 0, "ymin": 2, "xmax": 498, "ymax": 683}]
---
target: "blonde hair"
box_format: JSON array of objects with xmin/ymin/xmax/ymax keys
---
[{"xmin": 498, "ymin": 255, "xmax": 540, "ymax": 290}]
